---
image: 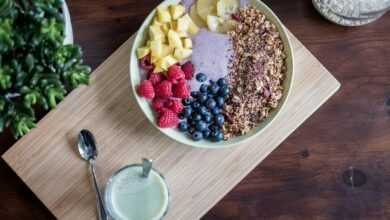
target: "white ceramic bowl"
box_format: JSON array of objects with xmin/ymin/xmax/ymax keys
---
[{"xmin": 62, "ymin": 0, "xmax": 73, "ymax": 44}]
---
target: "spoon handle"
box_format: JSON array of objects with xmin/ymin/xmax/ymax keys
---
[{"xmin": 89, "ymin": 160, "xmax": 108, "ymax": 220}]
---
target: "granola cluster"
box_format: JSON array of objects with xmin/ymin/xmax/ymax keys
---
[{"xmin": 223, "ymin": 7, "xmax": 287, "ymax": 138}]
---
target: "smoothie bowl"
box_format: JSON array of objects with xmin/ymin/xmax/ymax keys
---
[{"xmin": 130, "ymin": 0, "xmax": 294, "ymax": 148}]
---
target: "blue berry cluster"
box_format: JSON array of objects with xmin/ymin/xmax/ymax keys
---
[{"xmin": 178, "ymin": 73, "xmax": 230, "ymax": 142}]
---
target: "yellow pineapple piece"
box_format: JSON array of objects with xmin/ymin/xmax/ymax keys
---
[
  {"xmin": 149, "ymin": 24, "xmax": 165, "ymax": 42},
  {"xmin": 182, "ymin": 38, "xmax": 192, "ymax": 48},
  {"xmin": 161, "ymin": 44, "xmax": 174, "ymax": 57},
  {"xmin": 136, "ymin": 47, "xmax": 150, "ymax": 58},
  {"xmin": 168, "ymin": 30, "xmax": 183, "ymax": 49},
  {"xmin": 177, "ymin": 15, "xmax": 190, "ymax": 32},
  {"xmin": 150, "ymin": 40, "xmax": 163, "ymax": 59},
  {"xmin": 207, "ymin": 15, "xmax": 221, "ymax": 32},
  {"xmin": 157, "ymin": 5, "xmax": 171, "ymax": 23},
  {"xmin": 160, "ymin": 55, "xmax": 178, "ymax": 70},
  {"xmin": 184, "ymin": 14, "xmax": 200, "ymax": 35},
  {"xmin": 169, "ymin": 4, "xmax": 186, "ymax": 20},
  {"xmin": 174, "ymin": 48, "xmax": 192, "ymax": 60}
]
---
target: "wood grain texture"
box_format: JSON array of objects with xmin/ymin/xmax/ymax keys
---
[
  {"xmin": 0, "ymin": 0, "xmax": 388, "ymax": 219},
  {"xmin": 2, "ymin": 26, "xmax": 339, "ymax": 220}
]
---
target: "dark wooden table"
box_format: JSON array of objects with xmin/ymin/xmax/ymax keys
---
[{"xmin": 1, "ymin": 0, "xmax": 390, "ymax": 219}]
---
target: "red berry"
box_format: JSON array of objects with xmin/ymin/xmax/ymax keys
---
[
  {"xmin": 167, "ymin": 99, "xmax": 183, "ymax": 113},
  {"xmin": 167, "ymin": 65, "xmax": 185, "ymax": 84},
  {"xmin": 231, "ymin": 13, "xmax": 241, "ymax": 21},
  {"xmin": 155, "ymin": 80, "xmax": 173, "ymax": 98},
  {"xmin": 148, "ymin": 72, "xmax": 163, "ymax": 85},
  {"xmin": 158, "ymin": 109, "xmax": 179, "ymax": 128},
  {"xmin": 173, "ymin": 81, "xmax": 190, "ymax": 98},
  {"xmin": 152, "ymin": 98, "xmax": 166, "ymax": 110},
  {"xmin": 181, "ymin": 61, "xmax": 194, "ymax": 80},
  {"xmin": 139, "ymin": 54, "xmax": 154, "ymax": 71},
  {"xmin": 137, "ymin": 80, "xmax": 155, "ymax": 99}
]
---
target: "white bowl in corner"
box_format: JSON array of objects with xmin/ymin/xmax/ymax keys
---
[{"xmin": 62, "ymin": 0, "xmax": 73, "ymax": 44}]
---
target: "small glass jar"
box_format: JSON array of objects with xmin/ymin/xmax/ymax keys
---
[{"xmin": 313, "ymin": 0, "xmax": 390, "ymax": 26}]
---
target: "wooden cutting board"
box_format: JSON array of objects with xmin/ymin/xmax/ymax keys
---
[{"xmin": 2, "ymin": 30, "xmax": 339, "ymax": 220}]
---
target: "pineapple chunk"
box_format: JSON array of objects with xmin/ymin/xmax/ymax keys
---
[
  {"xmin": 149, "ymin": 24, "xmax": 165, "ymax": 41},
  {"xmin": 168, "ymin": 30, "xmax": 183, "ymax": 49},
  {"xmin": 169, "ymin": 4, "xmax": 186, "ymax": 20},
  {"xmin": 190, "ymin": 5, "xmax": 207, "ymax": 27},
  {"xmin": 177, "ymin": 15, "xmax": 190, "ymax": 32},
  {"xmin": 177, "ymin": 31, "xmax": 189, "ymax": 38},
  {"xmin": 161, "ymin": 23, "xmax": 170, "ymax": 34},
  {"xmin": 184, "ymin": 14, "xmax": 200, "ymax": 35},
  {"xmin": 150, "ymin": 40, "xmax": 163, "ymax": 59},
  {"xmin": 169, "ymin": 20, "xmax": 177, "ymax": 31},
  {"xmin": 161, "ymin": 44, "xmax": 174, "ymax": 57},
  {"xmin": 152, "ymin": 18, "xmax": 163, "ymax": 27},
  {"xmin": 207, "ymin": 15, "xmax": 221, "ymax": 32},
  {"xmin": 146, "ymin": 41, "xmax": 151, "ymax": 47},
  {"xmin": 217, "ymin": 0, "xmax": 239, "ymax": 19},
  {"xmin": 154, "ymin": 64, "xmax": 164, "ymax": 73},
  {"xmin": 182, "ymin": 38, "xmax": 192, "ymax": 48},
  {"xmin": 136, "ymin": 47, "xmax": 150, "ymax": 58},
  {"xmin": 157, "ymin": 5, "xmax": 171, "ymax": 23},
  {"xmin": 174, "ymin": 48, "xmax": 192, "ymax": 60},
  {"xmin": 160, "ymin": 55, "xmax": 178, "ymax": 70}
]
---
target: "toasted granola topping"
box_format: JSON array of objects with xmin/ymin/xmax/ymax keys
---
[{"xmin": 223, "ymin": 7, "xmax": 287, "ymax": 138}]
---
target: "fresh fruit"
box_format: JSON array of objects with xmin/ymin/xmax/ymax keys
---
[
  {"xmin": 139, "ymin": 54, "xmax": 154, "ymax": 71},
  {"xmin": 192, "ymin": 101, "xmax": 201, "ymax": 110},
  {"xmin": 199, "ymin": 84, "xmax": 208, "ymax": 93},
  {"xmin": 155, "ymin": 80, "xmax": 173, "ymax": 98},
  {"xmin": 203, "ymin": 114, "xmax": 212, "ymax": 123},
  {"xmin": 159, "ymin": 55, "xmax": 178, "ymax": 70},
  {"xmin": 206, "ymin": 15, "xmax": 222, "ymax": 32},
  {"xmin": 215, "ymin": 96, "xmax": 224, "ymax": 107},
  {"xmin": 174, "ymin": 48, "xmax": 192, "ymax": 60},
  {"xmin": 196, "ymin": 73, "xmax": 207, "ymax": 82},
  {"xmin": 195, "ymin": 121, "xmax": 208, "ymax": 131},
  {"xmin": 176, "ymin": 15, "xmax": 190, "ymax": 32},
  {"xmin": 219, "ymin": 85, "xmax": 230, "ymax": 96},
  {"xmin": 148, "ymin": 72, "xmax": 163, "ymax": 85},
  {"xmin": 184, "ymin": 14, "xmax": 200, "ymax": 35},
  {"xmin": 210, "ymin": 130, "xmax": 224, "ymax": 142},
  {"xmin": 173, "ymin": 80, "xmax": 190, "ymax": 98},
  {"xmin": 178, "ymin": 121, "xmax": 189, "ymax": 131},
  {"xmin": 150, "ymin": 40, "xmax": 163, "ymax": 60},
  {"xmin": 168, "ymin": 30, "xmax": 183, "ymax": 49},
  {"xmin": 196, "ymin": 0, "xmax": 218, "ymax": 22},
  {"xmin": 152, "ymin": 98, "xmax": 166, "ymax": 110},
  {"xmin": 149, "ymin": 24, "xmax": 165, "ymax": 42},
  {"xmin": 197, "ymin": 93, "xmax": 208, "ymax": 103},
  {"xmin": 137, "ymin": 80, "xmax": 155, "ymax": 99},
  {"xmin": 157, "ymin": 5, "xmax": 172, "ymax": 23},
  {"xmin": 182, "ymin": 107, "xmax": 192, "ymax": 117},
  {"xmin": 203, "ymin": 128, "xmax": 211, "ymax": 138},
  {"xmin": 161, "ymin": 44, "xmax": 174, "ymax": 57},
  {"xmin": 216, "ymin": 0, "xmax": 239, "ymax": 19},
  {"xmin": 215, "ymin": 114, "xmax": 225, "ymax": 125},
  {"xmin": 169, "ymin": 4, "xmax": 185, "ymax": 20},
  {"xmin": 167, "ymin": 99, "xmax": 184, "ymax": 113},
  {"xmin": 136, "ymin": 47, "xmax": 150, "ymax": 59},
  {"xmin": 167, "ymin": 65, "xmax": 185, "ymax": 83},
  {"xmin": 182, "ymin": 98, "xmax": 191, "ymax": 106},
  {"xmin": 217, "ymin": 78, "xmax": 227, "ymax": 86},
  {"xmin": 191, "ymin": 131, "xmax": 203, "ymax": 141},
  {"xmin": 192, "ymin": 113, "xmax": 202, "ymax": 121},
  {"xmin": 206, "ymin": 98, "xmax": 216, "ymax": 109},
  {"xmin": 158, "ymin": 109, "xmax": 179, "ymax": 128},
  {"xmin": 181, "ymin": 61, "xmax": 194, "ymax": 80},
  {"xmin": 183, "ymin": 38, "xmax": 192, "ymax": 49},
  {"xmin": 189, "ymin": 4, "xmax": 207, "ymax": 27},
  {"xmin": 209, "ymin": 83, "xmax": 220, "ymax": 94},
  {"xmin": 211, "ymin": 107, "xmax": 220, "ymax": 115}
]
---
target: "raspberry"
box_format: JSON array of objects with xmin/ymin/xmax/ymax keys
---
[
  {"xmin": 158, "ymin": 109, "xmax": 179, "ymax": 128},
  {"xmin": 167, "ymin": 65, "xmax": 185, "ymax": 84},
  {"xmin": 137, "ymin": 80, "xmax": 154, "ymax": 99},
  {"xmin": 173, "ymin": 81, "xmax": 190, "ymax": 98},
  {"xmin": 155, "ymin": 80, "xmax": 173, "ymax": 98},
  {"xmin": 181, "ymin": 61, "xmax": 194, "ymax": 80},
  {"xmin": 152, "ymin": 98, "xmax": 166, "ymax": 110},
  {"xmin": 167, "ymin": 99, "xmax": 183, "ymax": 113},
  {"xmin": 148, "ymin": 72, "xmax": 163, "ymax": 85},
  {"xmin": 139, "ymin": 54, "xmax": 154, "ymax": 71}
]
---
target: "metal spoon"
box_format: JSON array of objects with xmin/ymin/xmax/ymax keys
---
[{"xmin": 78, "ymin": 129, "xmax": 108, "ymax": 220}]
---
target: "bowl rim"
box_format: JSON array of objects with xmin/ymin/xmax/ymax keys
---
[{"xmin": 129, "ymin": 0, "xmax": 295, "ymax": 149}]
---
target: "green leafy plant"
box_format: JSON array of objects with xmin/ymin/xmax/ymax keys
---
[{"xmin": 0, "ymin": 0, "xmax": 91, "ymax": 138}]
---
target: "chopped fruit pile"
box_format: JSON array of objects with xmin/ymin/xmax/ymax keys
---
[
  {"xmin": 177, "ymin": 73, "xmax": 229, "ymax": 142},
  {"xmin": 189, "ymin": 0, "xmax": 239, "ymax": 33},
  {"xmin": 136, "ymin": 3, "xmax": 199, "ymax": 73},
  {"xmin": 137, "ymin": 61, "xmax": 194, "ymax": 128}
]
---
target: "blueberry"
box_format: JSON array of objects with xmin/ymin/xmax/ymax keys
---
[
  {"xmin": 207, "ymin": 93, "xmax": 214, "ymax": 99},
  {"xmin": 191, "ymin": 91, "xmax": 199, "ymax": 98},
  {"xmin": 217, "ymin": 78, "xmax": 228, "ymax": 87},
  {"xmin": 211, "ymin": 131, "xmax": 224, "ymax": 142},
  {"xmin": 192, "ymin": 101, "xmax": 201, "ymax": 109},
  {"xmin": 192, "ymin": 113, "xmax": 202, "ymax": 121},
  {"xmin": 206, "ymin": 98, "xmax": 216, "ymax": 109},
  {"xmin": 208, "ymin": 84, "xmax": 220, "ymax": 95},
  {"xmin": 178, "ymin": 112, "xmax": 186, "ymax": 119},
  {"xmin": 182, "ymin": 98, "xmax": 192, "ymax": 106},
  {"xmin": 192, "ymin": 131, "xmax": 203, "ymax": 141},
  {"xmin": 215, "ymin": 114, "xmax": 225, "ymax": 125},
  {"xmin": 178, "ymin": 121, "xmax": 188, "ymax": 132},
  {"xmin": 197, "ymin": 106, "xmax": 209, "ymax": 115},
  {"xmin": 215, "ymin": 96, "xmax": 224, "ymax": 107},
  {"xmin": 211, "ymin": 107, "xmax": 221, "ymax": 115},
  {"xmin": 197, "ymin": 93, "xmax": 208, "ymax": 103},
  {"xmin": 196, "ymin": 73, "xmax": 207, "ymax": 82},
  {"xmin": 183, "ymin": 107, "xmax": 192, "ymax": 117},
  {"xmin": 196, "ymin": 121, "xmax": 208, "ymax": 131},
  {"xmin": 209, "ymin": 80, "xmax": 215, "ymax": 85},
  {"xmin": 203, "ymin": 128, "xmax": 211, "ymax": 138},
  {"xmin": 203, "ymin": 114, "xmax": 212, "ymax": 123},
  {"xmin": 210, "ymin": 125, "xmax": 220, "ymax": 132},
  {"xmin": 219, "ymin": 86, "xmax": 230, "ymax": 97},
  {"xmin": 188, "ymin": 127, "xmax": 196, "ymax": 134},
  {"xmin": 199, "ymin": 84, "xmax": 208, "ymax": 93}
]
